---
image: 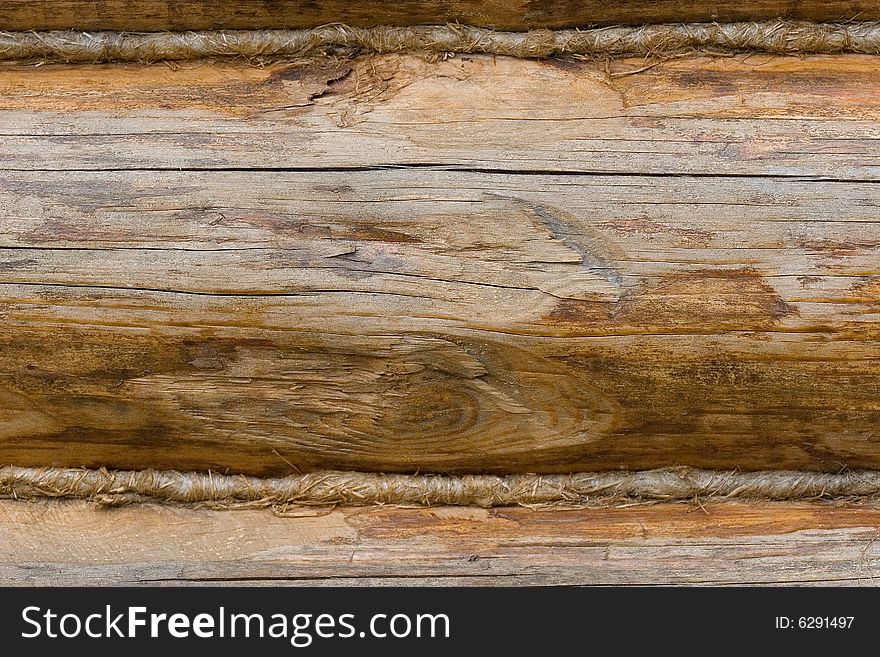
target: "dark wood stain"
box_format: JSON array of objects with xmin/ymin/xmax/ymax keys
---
[{"xmin": 0, "ymin": 0, "xmax": 876, "ymax": 31}]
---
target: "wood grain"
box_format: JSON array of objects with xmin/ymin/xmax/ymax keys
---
[
  {"xmin": 2, "ymin": 54, "xmax": 880, "ymax": 177},
  {"xmin": 0, "ymin": 53, "xmax": 878, "ymax": 475},
  {"xmin": 4, "ymin": 500, "xmax": 880, "ymax": 585},
  {"xmin": 0, "ymin": 0, "xmax": 876, "ymax": 31}
]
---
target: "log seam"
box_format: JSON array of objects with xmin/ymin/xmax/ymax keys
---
[
  {"xmin": 4, "ymin": 466, "xmax": 880, "ymax": 508},
  {"xmin": 2, "ymin": 21, "xmax": 880, "ymax": 63}
]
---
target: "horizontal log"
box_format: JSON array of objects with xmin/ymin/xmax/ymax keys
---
[
  {"xmin": 0, "ymin": 1, "xmax": 876, "ymax": 31},
  {"xmin": 0, "ymin": 54, "xmax": 878, "ymax": 475},
  {"xmin": 2, "ymin": 54, "xmax": 879, "ymax": 178},
  {"xmin": 3, "ymin": 500, "xmax": 880, "ymax": 585},
  {"xmin": 1, "ymin": 168, "xmax": 877, "ymax": 474}
]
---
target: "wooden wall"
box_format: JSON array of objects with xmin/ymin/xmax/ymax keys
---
[{"xmin": 0, "ymin": 54, "xmax": 877, "ymax": 475}]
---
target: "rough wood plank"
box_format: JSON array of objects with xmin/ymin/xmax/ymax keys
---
[
  {"xmin": 3, "ymin": 500, "xmax": 880, "ymax": 586},
  {"xmin": 0, "ymin": 1, "xmax": 875, "ymax": 31},
  {"xmin": 2, "ymin": 55, "xmax": 879, "ymax": 178},
  {"xmin": 0, "ymin": 168, "xmax": 879, "ymax": 474},
  {"xmin": 0, "ymin": 53, "xmax": 878, "ymax": 475}
]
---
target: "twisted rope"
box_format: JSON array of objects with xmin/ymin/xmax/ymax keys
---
[
  {"xmin": 3, "ymin": 465, "xmax": 880, "ymax": 508},
  {"xmin": 0, "ymin": 21, "xmax": 879, "ymax": 63}
]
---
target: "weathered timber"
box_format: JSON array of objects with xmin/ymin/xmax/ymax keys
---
[
  {"xmin": 3, "ymin": 500, "xmax": 880, "ymax": 585},
  {"xmin": 2, "ymin": 54, "xmax": 880, "ymax": 177},
  {"xmin": 0, "ymin": 54, "xmax": 878, "ymax": 475},
  {"xmin": 0, "ymin": 0, "xmax": 876, "ymax": 31}
]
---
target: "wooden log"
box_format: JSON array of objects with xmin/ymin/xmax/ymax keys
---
[
  {"xmin": 0, "ymin": 0, "xmax": 876, "ymax": 31},
  {"xmin": 3, "ymin": 54, "xmax": 880, "ymax": 177},
  {"xmin": 0, "ymin": 54, "xmax": 878, "ymax": 475},
  {"xmin": 3, "ymin": 500, "xmax": 880, "ymax": 585}
]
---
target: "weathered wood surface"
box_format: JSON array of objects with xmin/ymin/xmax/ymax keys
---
[
  {"xmin": 3, "ymin": 55, "xmax": 880, "ymax": 177},
  {"xmin": 0, "ymin": 54, "xmax": 878, "ymax": 475},
  {"xmin": 0, "ymin": 0, "xmax": 875, "ymax": 31},
  {"xmin": 3, "ymin": 500, "xmax": 880, "ymax": 585}
]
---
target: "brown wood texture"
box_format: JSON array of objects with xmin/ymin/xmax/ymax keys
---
[
  {"xmin": 4, "ymin": 500, "xmax": 880, "ymax": 585},
  {"xmin": 0, "ymin": 0, "xmax": 876, "ymax": 31},
  {"xmin": 0, "ymin": 54, "xmax": 878, "ymax": 475}
]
